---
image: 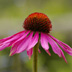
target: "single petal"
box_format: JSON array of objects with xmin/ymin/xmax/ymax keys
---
[
  {"xmin": 10, "ymin": 31, "xmax": 30, "ymax": 56},
  {"xmin": 40, "ymin": 32, "xmax": 49, "ymax": 50},
  {"xmin": 46, "ymin": 50, "xmax": 51, "ymax": 56},
  {"xmin": 27, "ymin": 48, "xmax": 33, "ymax": 59},
  {"xmin": 38, "ymin": 49, "xmax": 41, "ymax": 53},
  {"xmin": 16, "ymin": 32, "xmax": 33, "ymax": 53},
  {"xmin": 48, "ymin": 34, "xmax": 72, "ymax": 55},
  {"xmin": 60, "ymin": 50, "xmax": 67, "ymax": 63},
  {"xmin": 27, "ymin": 32, "xmax": 39, "ymax": 50},
  {"xmin": 45, "ymin": 34, "xmax": 62, "ymax": 57}
]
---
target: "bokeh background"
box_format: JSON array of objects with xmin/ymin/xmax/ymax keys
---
[{"xmin": 0, "ymin": 0, "xmax": 72, "ymax": 72}]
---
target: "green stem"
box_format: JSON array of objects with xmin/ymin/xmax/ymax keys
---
[{"xmin": 33, "ymin": 41, "xmax": 39, "ymax": 72}]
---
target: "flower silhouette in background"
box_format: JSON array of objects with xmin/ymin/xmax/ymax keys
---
[{"xmin": 0, "ymin": 12, "xmax": 72, "ymax": 63}]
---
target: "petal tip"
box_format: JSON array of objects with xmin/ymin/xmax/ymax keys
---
[
  {"xmin": 9, "ymin": 53, "xmax": 11, "ymax": 56},
  {"xmin": 38, "ymin": 49, "xmax": 41, "ymax": 53},
  {"xmin": 66, "ymin": 61, "xmax": 68, "ymax": 64},
  {"xmin": 29, "ymin": 56, "xmax": 31, "ymax": 60},
  {"xmin": 9, "ymin": 52, "xmax": 13, "ymax": 56},
  {"xmin": 46, "ymin": 50, "xmax": 51, "ymax": 56}
]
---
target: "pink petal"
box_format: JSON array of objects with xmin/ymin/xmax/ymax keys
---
[
  {"xmin": 27, "ymin": 32, "xmax": 39, "ymax": 50},
  {"xmin": 46, "ymin": 50, "xmax": 51, "ymax": 56},
  {"xmin": 10, "ymin": 31, "xmax": 30, "ymax": 56},
  {"xmin": 40, "ymin": 32, "xmax": 49, "ymax": 50},
  {"xmin": 58, "ymin": 43, "xmax": 72, "ymax": 56},
  {"xmin": 45, "ymin": 34, "xmax": 62, "ymax": 57},
  {"xmin": 48, "ymin": 34, "xmax": 72, "ymax": 56},
  {"xmin": 38, "ymin": 49, "xmax": 41, "ymax": 53},
  {"xmin": 60, "ymin": 50, "xmax": 67, "ymax": 63},
  {"xmin": 0, "ymin": 30, "xmax": 25, "ymax": 43},
  {"xmin": 46, "ymin": 34, "xmax": 68, "ymax": 62},
  {"xmin": 16, "ymin": 32, "xmax": 33, "ymax": 53},
  {"xmin": 12, "ymin": 31, "xmax": 30, "ymax": 44},
  {"xmin": 9, "ymin": 41, "xmax": 21, "ymax": 56},
  {"xmin": 0, "ymin": 30, "xmax": 26, "ymax": 51},
  {"xmin": 0, "ymin": 42, "xmax": 10, "ymax": 50},
  {"xmin": 27, "ymin": 48, "xmax": 33, "ymax": 59}
]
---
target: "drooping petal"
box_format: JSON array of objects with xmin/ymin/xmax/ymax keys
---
[
  {"xmin": 45, "ymin": 34, "xmax": 62, "ymax": 57},
  {"xmin": 27, "ymin": 48, "xmax": 33, "ymax": 59},
  {"xmin": 12, "ymin": 31, "xmax": 30, "ymax": 44},
  {"xmin": 38, "ymin": 49, "xmax": 41, "ymax": 53},
  {"xmin": 46, "ymin": 50, "xmax": 51, "ymax": 56},
  {"xmin": 10, "ymin": 31, "xmax": 30, "ymax": 56},
  {"xmin": 48, "ymin": 34, "xmax": 72, "ymax": 56},
  {"xmin": 9, "ymin": 40, "xmax": 21, "ymax": 56},
  {"xmin": 58, "ymin": 43, "xmax": 72, "ymax": 56},
  {"xmin": 0, "ymin": 30, "xmax": 26, "ymax": 51},
  {"xmin": 27, "ymin": 32, "xmax": 39, "ymax": 51},
  {"xmin": 60, "ymin": 50, "xmax": 67, "ymax": 63},
  {"xmin": 40, "ymin": 32, "xmax": 49, "ymax": 50},
  {"xmin": 0, "ymin": 30, "xmax": 25, "ymax": 43},
  {"xmin": 16, "ymin": 32, "xmax": 33, "ymax": 53},
  {"xmin": 0, "ymin": 42, "xmax": 10, "ymax": 50},
  {"xmin": 46, "ymin": 34, "xmax": 68, "ymax": 63}
]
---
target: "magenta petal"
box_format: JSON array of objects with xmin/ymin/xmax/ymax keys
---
[
  {"xmin": 38, "ymin": 49, "xmax": 41, "ymax": 53},
  {"xmin": 27, "ymin": 48, "xmax": 33, "ymax": 59},
  {"xmin": 58, "ymin": 43, "xmax": 72, "ymax": 56},
  {"xmin": 16, "ymin": 32, "xmax": 33, "ymax": 53},
  {"xmin": 10, "ymin": 41, "xmax": 20, "ymax": 56},
  {"xmin": 0, "ymin": 42, "xmax": 10, "ymax": 50},
  {"xmin": 45, "ymin": 34, "xmax": 62, "ymax": 57},
  {"xmin": 60, "ymin": 50, "xmax": 67, "ymax": 63},
  {"xmin": 46, "ymin": 34, "xmax": 68, "ymax": 62},
  {"xmin": 27, "ymin": 32, "xmax": 39, "ymax": 50},
  {"xmin": 10, "ymin": 31, "xmax": 31, "ymax": 56},
  {"xmin": 46, "ymin": 50, "xmax": 51, "ymax": 56},
  {"xmin": 0, "ymin": 30, "xmax": 25, "ymax": 43},
  {"xmin": 48, "ymin": 34, "xmax": 72, "ymax": 55},
  {"xmin": 0, "ymin": 41, "xmax": 15, "ymax": 51},
  {"xmin": 40, "ymin": 32, "xmax": 49, "ymax": 50},
  {"xmin": 0, "ymin": 30, "xmax": 26, "ymax": 51},
  {"xmin": 12, "ymin": 31, "xmax": 30, "ymax": 44}
]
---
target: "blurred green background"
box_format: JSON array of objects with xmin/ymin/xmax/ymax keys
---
[{"xmin": 0, "ymin": 0, "xmax": 72, "ymax": 72}]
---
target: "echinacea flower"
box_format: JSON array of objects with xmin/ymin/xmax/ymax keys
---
[{"xmin": 0, "ymin": 12, "xmax": 72, "ymax": 63}]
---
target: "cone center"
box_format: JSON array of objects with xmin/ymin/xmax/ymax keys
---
[{"xmin": 23, "ymin": 12, "xmax": 52, "ymax": 33}]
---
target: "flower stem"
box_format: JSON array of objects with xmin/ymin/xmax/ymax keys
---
[{"xmin": 33, "ymin": 41, "xmax": 39, "ymax": 72}]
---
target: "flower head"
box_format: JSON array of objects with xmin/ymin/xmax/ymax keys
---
[
  {"xmin": 23, "ymin": 12, "xmax": 52, "ymax": 33},
  {"xmin": 0, "ymin": 12, "xmax": 72, "ymax": 63}
]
